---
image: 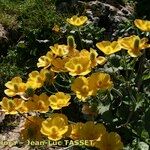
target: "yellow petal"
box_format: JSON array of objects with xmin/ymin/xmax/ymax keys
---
[{"xmin": 134, "ymin": 19, "xmax": 150, "ymax": 32}]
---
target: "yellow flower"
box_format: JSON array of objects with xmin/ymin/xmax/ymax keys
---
[
  {"xmin": 88, "ymin": 72, "xmax": 113, "ymax": 93},
  {"xmin": 80, "ymin": 122, "xmax": 106, "ymax": 141},
  {"xmin": 118, "ymin": 35, "xmax": 150, "ymax": 57},
  {"xmin": 52, "ymin": 24, "xmax": 60, "ymax": 32},
  {"xmin": 40, "ymin": 113, "xmax": 69, "ymax": 141},
  {"xmin": 69, "ymin": 123, "xmax": 84, "ymax": 140},
  {"xmin": 80, "ymin": 48, "xmax": 107, "ymax": 67},
  {"xmin": 71, "ymin": 76, "xmax": 94, "ymax": 101},
  {"xmin": 67, "ymin": 15, "xmax": 88, "ymax": 26},
  {"xmin": 4, "ymin": 77, "xmax": 26, "ymax": 97},
  {"xmin": 26, "ymin": 93, "xmax": 50, "ymax": 113},
  {"xmin": 51, "ymin": 57, "xmax": 69, "ymax": 72},
  {"xmin": 37, "ymin": 51, "xmax": 56, "ymax": 68},
  {"xmin": 50, "ymin": 44, "xmax": 69, "ymax": 57},
  {"xmin": 27, "ymin": 69, "xmax": 50, "ymax": 89},
  {"xmin": 94, "ymin": 132, "xmax": 123, "ymax": 150},
  {"xmin": 49, "ymin": 92, "xmax": 71, "ymax": 110},
  {"xmin": 20, "ymin": 116, "xmax": 44, "ymax": 141},
  {"xmin": 70, "ymin": 122, "xmax": 106, "ymax": 146},
  {"xmin": 134, "ymin": 19, "xmax": 150, "ymax": 32},
  {"xmin": 65, "ymin": 57, "xmax": 91, "ymax": 76},
  {"xmin": 0, "ymin": 97, "xmax": 28, "ymax": 114},
  {"xmin": 27, "ymin": 71, "xmax": 43, "ymax": 89},
  {"xmin": 96, "ymin": 41, "xmax": 121, "ymax": 55}
]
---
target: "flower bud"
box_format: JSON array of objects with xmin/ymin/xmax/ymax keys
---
[
  {"xmin": 67, "ymin": 35, "xmax": 76, "ymax": 49},
  {"xmin": 25, "ymin": 87, "xmax": 34, "ymax": 97}
]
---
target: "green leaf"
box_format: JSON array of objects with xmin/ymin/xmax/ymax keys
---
[
  {"xmin": 138, "ymin": 142, "xmax": 149, "ymax": 150},
  {"xmin": 142, "ymin": 74, "xmax": 150, "ymax": 80},
  {"xmin": 17, "ymin": 41, "xmax": 26, "ymax": 48},
  {"xmin": 101, "ymin": 110, "xmax": 113, "ymax": 123},
  {"xmin": 98, "ymin": 104, "xmax": 110, "ymax": 114},
  {"xmin": 112, "ymin": 88, "xmax": 123, "ymax": 97},
  {"xmin": 144, "ymin": 108, "xmax": 150, "ymax": 135},
  {"xmin": 134, "ymin": 100, "xmax": 144, "ymax": 111}
]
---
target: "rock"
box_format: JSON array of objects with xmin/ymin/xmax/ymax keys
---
[
  {"xmin": 0, "ymin": 111, "xmax": 5, "ymax": 123},
  {"xmin": 0, "ymin": 24, "xmax": 7, "ymax": 40},
  {"xmin": 85, "ymin": 0, "xmax": 134, "ymax": 23}
]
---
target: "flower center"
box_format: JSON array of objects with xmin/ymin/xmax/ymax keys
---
[
  {"xmin": 14, "ymin": 84, "xmax": 18, "ymax": 92},
  {"xmin": 90, "ymin": 53, "xmax": 96, "ymax": 61},
  {"xmin": 134, "ymin": 39, "xmax": 140, "ymax": 52},
  {"xmin": 82, "ymin": 85, "xmax": 89, "ymax": 93},
  {"xmin": 37, "ymin": 101, "xmax": 45, "ymax": 110},
  {"xmin": 76, "ymin": 64, "xmax": 83, "ymax": 73},
  {"xmin": 8, "ymin": 100, "xmax": 15, "ymax": 111},
  {"xmin": 97, "ymin": 81, "xmax": 103, "ymax": 88}
]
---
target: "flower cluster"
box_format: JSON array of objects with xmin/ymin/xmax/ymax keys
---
[
  {"xmin": 0, "ymin": 92, "xmax": 71, "ymax": 114},
  {"xmin": 96, "ymin": 35, "xmax": 150, "ymax": 57},
  {"xmin": 1, "ymin": 15, "xmax": 150, "ymax": 150},
  {"xmin": 71, "ymin": 72, "xmax": 113, "ymax": 101},
  {"xmin": 20, "ymin": 114, "xmax": 123, "ymax": 150},
  {"xmin": 70, "ymin": 121, "xmax": 123, "ymax": 150},
  {"xmin": 37, "ymin": 43, "xmax": 106, "ymax": 75}
]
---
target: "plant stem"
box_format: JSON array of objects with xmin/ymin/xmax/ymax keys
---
[
  {"xmin": 43, "ymin": 86, "xmax": 55, "ymax": 94},
  {"xmin": 135, "ymin": 52, "xmax": 145, "ymax": 92},
  {"xmin": 77, "ymin": 27, "xmax": 83, "ymax": 49},
  {"xmin": 16, "ymin": 110, "xmax": 34, "ymax": 123}
]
